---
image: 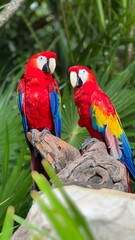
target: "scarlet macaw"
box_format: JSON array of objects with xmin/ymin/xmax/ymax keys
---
[
  {"xmin": 69, "ymin": 65, "xmax": 135, "ymax": 185},
  {"xmin": 17, "ymin": 51, "xmax": 61, "ymax": 183}
]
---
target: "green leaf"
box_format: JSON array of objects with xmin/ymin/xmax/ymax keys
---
[
  {"xmin": 105, "ymin": 60, "xmax": 135, "ymax": 95},
  {"xmin": 0, "ymin": 206, "xmax": 14, "ymax": 240},
  {"xmin": 95, "ymin": 0, "xmax": 106, "ymax": 30},
  {"xmin": 1, "ymin": 125, "xmax": 9, "ymax": 187}
]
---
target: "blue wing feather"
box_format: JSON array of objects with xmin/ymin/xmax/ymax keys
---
[
  {"xmin": 50, "ymin": 91, "xmax": 61, "ymax": 137},
  {"xmin": 18, "ymin": 92, "xmax": 28, "ymax": 135},
  {"xmin": 90, "ymin": 106, "xmax": 105, "ymax": 137}
]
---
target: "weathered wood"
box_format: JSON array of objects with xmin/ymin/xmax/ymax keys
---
[
  {"xmin": 27, "ymin": 131, "xmax": 80, "ymax": 173},
  {"xmin": 58, "ymin": 141, "xmax": 128, "ymax": 192},
  {"xmin": 27, "ymin": 131, "xmax": 128, "ymax": 192}
]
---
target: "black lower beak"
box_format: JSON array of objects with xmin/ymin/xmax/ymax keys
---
[
  {"xmin": 42, "ymin": 60, "xmax": 50, "ymax": 73},
  {"xmin": 77, "ymin": 75, "xmax": 83, "ymax": 87}
]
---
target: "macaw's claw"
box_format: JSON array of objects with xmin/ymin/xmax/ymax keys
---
[
  {"xmin": 80, "ymin": 137, "xmax": 99, "ymax": 153},
  {"xmin": 31, "ymin": 129, "xmax": 39, "ymax": 146},
  {"xmin": 40, "ymin": 128, "xmax": 51, "ymax": 142}
]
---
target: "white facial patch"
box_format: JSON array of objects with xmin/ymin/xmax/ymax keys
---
[
  {"xmin": 78, "ymin": 69, "xmax": 88, "ymax": 84},
  {"xmin": 70, "ymin": 71, "xmax": 77, "ymax": 88},
  {"xmin": 37, "ymin": 56, "xmax": 47, "ymax": 70},
  {"xmin": 49, "ymin": 58, "xmax": 56, "ymax": 73}
]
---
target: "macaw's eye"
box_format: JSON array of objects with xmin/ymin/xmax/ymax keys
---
[
  {"xmin": 78, "ymin": 69, "xmax": 88, "ymax": 84},
  {"xmin": 38, "ymin": 56, "xmax": 45, "ymax": 61},
  {"xmin": 37, "ymin": 56, "xmax": 47, "ymax": 70}
]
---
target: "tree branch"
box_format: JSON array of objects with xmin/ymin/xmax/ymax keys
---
[{"xmin": 0, "ymin": 0, "xmax": 26, "ymax": 28}]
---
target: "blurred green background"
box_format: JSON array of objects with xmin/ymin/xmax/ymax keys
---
[{"xmin": 0, "ymin": 0, "xmax": 135, "ymax": 233}]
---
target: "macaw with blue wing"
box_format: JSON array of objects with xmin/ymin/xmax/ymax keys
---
[
  {"xmin": 17, "ymin": 51, "xmax": 61, "ymax": 183},
  {"xmin": 69, "ymin": 65, "xmax": 135, "ymax": 191}
]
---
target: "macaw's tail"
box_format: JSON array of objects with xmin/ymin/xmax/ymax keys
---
[
  {"xmin": 120, "ymin": 132, "xmax": 135, "ymax": 182},
  {"xmin": 125, "ymin": 160, "xmax": 135, "ymax": 182},
  {"xmin": 30, "ymin": 146, "xmax": 49, "ymax": 190},
  {"xmin": 122, "ymin": 155, "xmax": 135, "ymax": 182}
]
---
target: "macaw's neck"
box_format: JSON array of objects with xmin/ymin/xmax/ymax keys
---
[{"xmin": 24, "ymin": 66, "xmax": 52, "ymax": 82}]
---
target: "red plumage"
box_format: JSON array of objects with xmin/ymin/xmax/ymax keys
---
[
  {"xmin": 69, "ymin": 66, "xmax": 135, "ymax": 191},
  {"xmin": 18, "ymin": 74, "xmax": 58, "ymax": 133},
  {"xmin": 74, "ymin": 84, "xmax": 116, "ymax": 140},
  {"xmin": 74, "ymin": 85, "xmax": 103, "ymax": 140},
  {"xmin": 17, "ymin": 51, "xmax": 61, "ymax": 189},
  {"xmin": 69, "ymin": 66, "xmax": 116, "ymax": 140},
  {"xmin": 17, "ymin": 51, "xmax": 58, "ymax": 133}
]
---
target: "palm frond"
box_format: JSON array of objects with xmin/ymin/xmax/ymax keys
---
[{"xmin": 61, "ymin": 99, "xmax": 89, "ymax": 148}]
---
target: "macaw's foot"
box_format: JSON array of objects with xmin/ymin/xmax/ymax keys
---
[
  {"xmin": 80, "ymin": 137, "xmax": 99, "ymax": 153},
  {"xmin": 40, "ymin": 128, "xmax": 51, "ymax": 142},
  {"xmin": 31, "ymin": 129, "xmax": 39, "ymax": 146}
]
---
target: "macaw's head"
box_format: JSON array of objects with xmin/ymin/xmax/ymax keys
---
[
  {"xmin": 68, "ymin": 66, "xmax": 97, "ymax": 88},
  {"xmin": 25, "ymin": 51, "xmax": 57, "ymax": 78}
]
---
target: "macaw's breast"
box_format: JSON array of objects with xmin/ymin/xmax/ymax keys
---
[
  {"xmin": 74, "ymin": 87, "xmax": 103, "ymax": 140},
  {"xmin": 25, "ymin": 80, "xmax": 53, "ymax": 131}
]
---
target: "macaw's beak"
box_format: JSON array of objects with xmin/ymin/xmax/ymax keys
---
[
  {"xmin": 70, "ymin": 71, "xmax": 83, "ymax": 88},
  {"xmin": 76, "ymin": 74, "xmax": 83, "ymax": 87},
  {"xmin": 42, "ymin": 60, "xmax": 50, "ymax": 73},
  {"xmin": 42, "ymin": 58, "xmax": 56, "ymax": 74}
]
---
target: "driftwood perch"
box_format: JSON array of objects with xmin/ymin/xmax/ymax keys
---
[{"xmin": 27, "ymin": 131, "xmax": 128, "ymax": 192}]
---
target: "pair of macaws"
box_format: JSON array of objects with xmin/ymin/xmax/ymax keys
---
[{"xmin": 17, "ymin": 51, "xmax": 135, "ymax": 189}]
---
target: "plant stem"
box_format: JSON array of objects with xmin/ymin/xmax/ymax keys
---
[{"xmin": 59, "ymin": 0, "xmax": 74, "ymax": 64}]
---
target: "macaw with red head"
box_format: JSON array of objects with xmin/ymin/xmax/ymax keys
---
[
  {"xmin": 17, "ymin": 51, "xmax": 61, "ymax": 185},
  {"xmin": 69, "ymin": 65, "xmax": 135, "ymax": 189}
]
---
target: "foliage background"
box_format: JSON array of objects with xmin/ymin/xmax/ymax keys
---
[{"xmin": 0, "ymin": 0, "xmax": 135, "ymax": 235}]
